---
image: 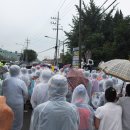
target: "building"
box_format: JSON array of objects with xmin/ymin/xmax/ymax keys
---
[{"xmin": 0, "ymin": 48, "xmax": 21, "ymax": 62}]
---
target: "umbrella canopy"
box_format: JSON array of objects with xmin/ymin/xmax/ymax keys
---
[
  {"xmin": 99, "ymin": 59, "xmax": 130, "ymax": 82},
  {"xmin": 67, "ymin": 68, "xmax": 88, "ymax": 91}
]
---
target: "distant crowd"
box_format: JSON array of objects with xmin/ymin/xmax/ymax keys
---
[{"xmin": 0, "ymin": 64, "xmax": 130, "ymax": 130}]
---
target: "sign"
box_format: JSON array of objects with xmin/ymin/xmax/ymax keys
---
[{"xmin": 72, "ymin": 47, "xmax": 79, "ymax": 68}]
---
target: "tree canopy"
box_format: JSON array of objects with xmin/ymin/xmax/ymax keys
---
[
  {"xmin": 20, "ymin": 49, "xmax": 37, "ymax": 63},
  {"xmin": 65, "ymin": 0, "xmax": 130, "ymax": 66}
]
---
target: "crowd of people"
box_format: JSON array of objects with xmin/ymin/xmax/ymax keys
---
[{"xmin": 0, "ymin": 64, "xmax": 130, "ymax": 130}]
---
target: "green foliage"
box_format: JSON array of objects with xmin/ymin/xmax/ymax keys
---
[
  {"xmin": 65, "ymin": 0, "xmax": 130, "ymax": 66},
  {"xmin": 21, "ymin": 49, "xmax": 37, "ymax": 63},
  {"xmin": 62, "ymin": 52, "xmax": 72, "ymax": 65}
]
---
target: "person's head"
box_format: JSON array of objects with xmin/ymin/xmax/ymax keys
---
[
  {"xmin": 83, "ymin": 71, "xmax": 90, "ymax": 78},
  {"xmin": 28, "ymin": 69, "xmax": 32, "ymax": 74},
  {"xmin": 103, "ymin": 79, "xmax": 114, "ymax": 91},
  {"xmin": 36, "ymin": 66, "xmax": 40, "ymax": 70},
  {"xmin": 102, "ymin": 73, "xmax": 107, "ymax": 79},
  {"xmin": 112, "ymin": 77, "xmax": 118, "ymax": 85},
  {"xmin": 41, "ymin": 69, "xmax": 53, "ymax": 83},
  {"xmin": 71, "ymin": 84, "xmax": 89, "ymax": 104},
  {"xmin": 21, "ymin": 68, "xmax": 27, "ymax": 75},
  {"xmin": 126, "ymin": 84, "xmax": 130, "ymax": 97},
  {"xmin": 3, "ymin": 65, "xmax": 9, "ymax": 72},
  {"xmin": 105, "ymin": 87, "xmax": 117, "ymax": 102},
  {"xmin": 9, "ymin": 65, "xmax": 20, "ymax": 77},
  {"xmin": 34, "ymin": 71, "xmax": 41, "ymax": 79},
  {"xmin": 31, "ymin": 67, "xmax": 36, "ymax": 73},
  {"xmin": 48, "ymin": 74, "xmax": 68, "ymax": 99},
  {"xmin": 91, "ymin": 73, "xmax": 98, "ymax": 79}
]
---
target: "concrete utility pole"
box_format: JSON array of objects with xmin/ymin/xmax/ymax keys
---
[
  {"xmin": 25, "ymin": 38, "xmax": 30, "ymax": 50},
  {"xmin": 79, "ymin": 0, "xmax": 82, "ymax": 68},
  {"xmin": 25, "ymin": 38, "xmax": 30, "ymax": 63},
  {"xmin": 51, "ymin": 12, "xmax": 62, "ymax": 66}
]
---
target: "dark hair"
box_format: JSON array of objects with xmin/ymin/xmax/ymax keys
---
[
  {"xmin": 126, "ymin": 84, "xmax": 130, "ymax": 97},
  {"xmin": 105, "ymin": 87, "xmax": 117, "ymax": 102}
]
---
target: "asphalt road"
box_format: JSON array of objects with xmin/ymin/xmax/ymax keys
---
[{"xmin": 22, "ymin": 105, "xmax": 32, "ymax": 130}]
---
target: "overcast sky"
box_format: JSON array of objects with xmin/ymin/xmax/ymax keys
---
[{"xmin": 0, "ymin": 0, "xmax": 130, "ymax": 60}]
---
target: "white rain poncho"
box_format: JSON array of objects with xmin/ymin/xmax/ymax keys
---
[
  {"xmin": 31, "ymin": 67, "xmax": 36, "ymax": 77},
  {"xmin": 99, "ymin": 74, "xmax": 107, "ymax": 92},
  {"xmin": 84, "ymin": 71, "xmax": 92, "ymax": 98},
  {"xmin": 91, "ymin": 73, "xmax": 99, "ymax": 95},
  {"xmin": 20, "ymin": 68, "xmax": 30, "ymax": 87},
  {"xmin": 71, "ymin": 84, "xmax": 94, "ymax": 130},
  {"xmin": 103, "ymin": 79, "xmax": 114, "ymax": 91},
  {"xmin": 2, "ymin": 65, "xmax": 28, "ymax": 130},
  {"xmin": 97, "ymin": 79, "xmax": 114, "ymax": 107},
  {"xmin": 31, "ymin": 69, "xmax": 52, "ymax": 109},
  {"xmin": 2, "ymin": 65, "xmax": 10, "ymax": 80},
  {"xmin": 30, "ymin": 74, "xmax": 79, "ymax": 130},
  {"xmin": 34, "ymin": 70, "xmax": 41, "ymax": 85}
]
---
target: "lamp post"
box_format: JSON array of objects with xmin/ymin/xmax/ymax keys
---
[
  {"xmin": 44, "ymin": 35, "xmax": 66, "ymax": 66},
  {"xmin": 44, "ymin": 35, "xmax": 58, "ymax": 66}
]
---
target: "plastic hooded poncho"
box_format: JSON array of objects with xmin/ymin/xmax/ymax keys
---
[
  {"xmin": 91, "ymin": 73, "xmax": 99, "ymax": 95},
  {"xmin": 83, "ymin": 71, "xmax": 92, "ymax": 98},
  {"xmin": 2, "ymin": 65, "xmax": 28, "ymax": 130},
  {"xmin": 20, "ymin": 68, "xmax": 30, "ymax": 87},
  {"xmin": 31, "ymin": 69, "xmax": 52, "ymax": 109},
  {"xmin": 2, "ymin": 65, "xmax": 10, "ymax": 80},
  {"xmin": 28, "ymin": 67, "xmax": 36, "ymax": 97},
  {"xmin": 34, "ymin": 70, "xmax": 41, "ymax": 85},
  {"xmin": 98, "ymin": 74, "xmax": 107, "ymax": 92},
  {"xmin": 71, "ymin": 84, "xmax": 94, "ymax": 130},
  {"xmin": 97, "ymin": 79, "xmax": 114, "ymax": 107},
  {"xmin": 30, "ymin": 74, "xmax": 79, "ymax": 130}
]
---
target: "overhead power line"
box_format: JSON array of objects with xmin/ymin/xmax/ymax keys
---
[
  {"xmin": 38, "ymin": 46, "xmax": 55, "ymax": 53},
  {"xmin": 99, "ymin": 0, "xmax": 109, "ymax": 10},
  {"xmin": 99, "ymin": 0, "xmax": 117, "ymax": 16},
  {"xmin": 58, "ymin": 0, "xmax": 68, "ymax": 11}
]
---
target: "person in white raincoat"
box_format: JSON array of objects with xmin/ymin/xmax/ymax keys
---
[
  {"xmin": 30, "ymin": 74, "xmax": 79, "ymax": 130},
  {"xmin": 71, "ymin": 84, "xmax": 94, "ymax": 130},
  {"xmin": 2, "ymin": 65, "xmax": 10, "ymax": 80},
  {"xmin": 83, "ymin": 71, "xmax": 92, "ymax": 98},
  {"xmin": 31, "ymin": 69, "xmax": 52, "ymax": 109},
  {"xmin": 20, "ymin": 68, "xmax": 30, "ymax": 88},
  {"xmin": 2, "ymin": 65, "xmax": 28, "ymax": 130},
  {"xmin": 97, "ymin": 79, "xmax": 114, "ymax": 107}
]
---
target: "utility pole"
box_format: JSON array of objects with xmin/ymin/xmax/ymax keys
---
[
  {"xmin": 25, "ymin": 37, "xmax": 30, "ymax": 50},
  {"xmin": 51, "ymin": 12, "xmax": 62, "ymax": 66},
  {"xmin": 79, "ymin": 0, "xmax": 82, "ymax": 68},
  {"xmin": 63, "ymin": 41, "xmax": 64, "ymax": 55},
  {"xmin": 25, "ymin": 38, "xmax": 30, "ymax": 64}
]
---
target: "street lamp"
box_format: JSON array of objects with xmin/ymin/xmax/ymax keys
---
[
  {"xmin": 44, "ymin": 36, "xmax": 56, "ymax": 40},
  {"xmin": 45, "ymin": 35, "xmax": 58, "ymax": 66}
]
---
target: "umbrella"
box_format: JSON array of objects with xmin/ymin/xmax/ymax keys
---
[
  {"xmin": 67, "ymin": 68, "xmax": 88, "ymax": 91},
  {"xmin": 99, "ymin": 59, "xmax": 130, "ymax": 93},
  {"xmin": 99, "ymin": 59, "xmax": 130, "ymax": 82}
]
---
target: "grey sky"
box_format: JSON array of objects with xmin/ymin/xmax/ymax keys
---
[{"xmin": 0, "ymin": 0, "xmax": 130, "ymax": 60}]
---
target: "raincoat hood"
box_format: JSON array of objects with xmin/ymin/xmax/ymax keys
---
[
  {"xmin": 21, "ymin": 68, "xmax": 27, "ymax": 75},
  {"xmin": 41, "ymin": 69, "xmax": 53, "ymax": 83},
  {"xmin": 9, "ymin": 65, "xmax": 20, "ymax": 77},
  {"xmin": 48, "ymin": 74, "xmax": 68, "ymax": 101},
  {"xmin": 71, "ymin": 84, "xmax": 89, "ymax": 104}
]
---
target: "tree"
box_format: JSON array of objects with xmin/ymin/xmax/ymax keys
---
[
  {"xmin": 62, "ymin": 52, "xmax": 72, "ymax": 65},
  {"xmin": 65, "ymin": 0, "xmax": 130, "ymax": 66},
  {"xmin": 21, "ymin": 49, "xmax": 37, "ymax": 63}
]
